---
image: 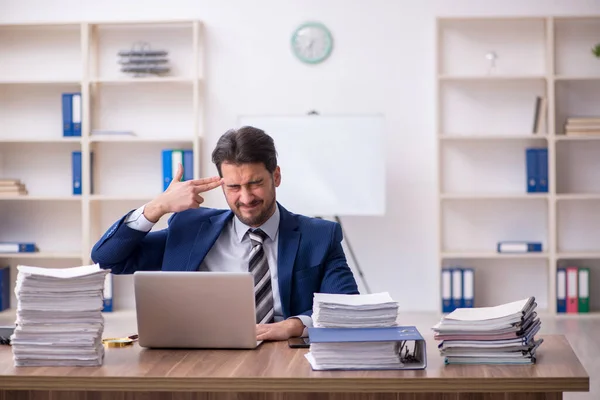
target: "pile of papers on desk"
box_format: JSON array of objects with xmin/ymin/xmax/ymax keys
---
[
  {"xmin": 305, "ymin": 292, "xmax": 426, "ymax": 371},
  {"xmin": 11, "ymin": 264, "xmax": 109, "ymax": 367},
  {"xmin": 432, "ymin": 297, "xmax": 543, "ymax": 365},
  {"xmin": 312, "ymin": 292, "xmax": 399, "ymax": 328}
]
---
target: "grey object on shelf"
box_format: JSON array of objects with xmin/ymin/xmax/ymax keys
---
[{"xmin": 118, "ymin": 42, "xmax": 170, "ymax": 77}]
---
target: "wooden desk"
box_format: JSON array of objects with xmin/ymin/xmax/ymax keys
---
[{"xmin": 0, "ymin": 334, "xmax": 588, "ymax": 400}]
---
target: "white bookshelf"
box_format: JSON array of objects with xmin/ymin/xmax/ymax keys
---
[
  {"xmin": 0, "ymin": 20, "xmax": 204, "ymax": 311},
  {"xmin": 437, "ymin": 16, "xmax": 600, "ymax": 315}
]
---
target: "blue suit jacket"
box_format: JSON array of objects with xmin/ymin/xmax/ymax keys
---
[{"xmin": 91, "ymin": 203, "xmax": 359, "ymax": 318}]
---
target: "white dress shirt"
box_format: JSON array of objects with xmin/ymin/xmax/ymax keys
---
[{"xmin": 125, "ymin": 205, "xmax": 312, "ymax": 334}]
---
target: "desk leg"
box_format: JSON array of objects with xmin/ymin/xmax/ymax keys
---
[{"xmin": 1, "ymin": 391, "xmax": 563, "ymax": 400}]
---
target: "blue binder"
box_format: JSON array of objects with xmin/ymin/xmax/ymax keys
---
[
  {"xmin": 526, "ymin": 148, "xmax": 538, "ymax": 193},
  {"xmin": 102, "ymin": 273, "xmax": 113, "ymax": 312},
  {"xmin": 0, "ymin": 266, "xmax": 9, "ymax": 311},
  {"xmin": 441, "ymin": 268, "xmax": 452, "ymax": 313},
  {"xmin": 71, "ymin": 93, "xmax": 82, "ymax": 137},
  {"xmin": 162, "ymin": 150, "xmax": 173, "ymax": 191},
  {"xmin": 308, "ymin": 326, "xmax": 427, "ymax": 370},
  {"xmin": 537, "ymin": 148, "xmax": 548, "ymax": 193},
  {"xmin": 557, "ymin": 267, "xmax": 566, "ymax": 313},
  {"xmin": 183, "ymin": 149, "xmax": 193, "ymax": 181},
  {"xmin": 451, "ymin": 268, "xmax": 463, "ymax": 310},
  {"xmin": 72, "ymin": 151, "xmax": 82, "ymax": 195},
  {"xmin": 0, "ymin": 242, "xmax": 36, "ymax": 252},
  {"xmin": 62, "ymin": 93, "xmax": 73, "ymax": 136},
  {"xmin": 462, "ymin": 268, "xmax": 474, "ymax": 308}
]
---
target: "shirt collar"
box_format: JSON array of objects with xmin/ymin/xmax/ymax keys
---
[{"xmin": 234, "ymin": 205, "xmax": 280, "ymax": 243}]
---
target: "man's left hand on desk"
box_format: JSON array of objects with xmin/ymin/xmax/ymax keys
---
[{"xmin": 256, "ymin": 318, "xmax": 305, "ymax": 341}]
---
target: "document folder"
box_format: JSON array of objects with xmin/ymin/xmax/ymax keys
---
[{"xmin": 306, "ymin": 326, "xmax": 427, "ymax": 370}]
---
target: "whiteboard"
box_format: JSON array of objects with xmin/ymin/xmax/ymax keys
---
[{"xmin": 236, "ymin": 115, "xmax": 385, "ymax": 216}]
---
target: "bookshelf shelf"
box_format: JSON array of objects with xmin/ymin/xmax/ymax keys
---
[
  {"xmin": 0, "ymin": 252, "xmax": 83, "ymax": 260},
  {"xmin": 442, "ymin": 252, "xmax": 549, "ymax": 260},
  {"xmin": 439, "ymin": 134, "xmax": 549, "ymax": 141},
  {"xmin": 0, "ymin": 20, "xmax": 204, "ymax": 311},
  {"xmin": 89, "ymin": 136, "xmax": 193, "ymax": 143},
  {"xmin": 441, "ymin": 193, "xmax": 549, "ymax": 200},
  {"xmin": 90, "ymin": 77, "xmax": 196, "ymax": 84},
  {"xmin": 0, "ymin": 196, "xmax": 81, "ymax": 202},
  {"xmin": 555, "ymin": 135, "xmax": 600, "ymax": 141},
  {"xmin": 557, "ymin": 253, "xmax": 600, "ymax": 260},
  {"xmin": 438, "ymin": 75, "xmax": 546, "ymax": 82},
  {"xmin": 89, "ymin": 195, "xmax": 157, "ymax": 202},
  {"xmin": 554, "ymin": 76, "xmax": 600, "ymax": 81},
  {"xmin": 556, "ymin": 194, "xmax": 600, "ymax": 201},
  {"xmin": 0, "ymin": 80, "xmax": 82, "ymax": 85},
  {"xmin": 0, "ymin": 138, "xmax": 82, "ymax": 144}
]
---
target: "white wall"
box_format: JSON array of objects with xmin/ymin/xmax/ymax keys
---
[{"xmin": 2, "ymin": 0, "xmax": 600, "ymax": 311}]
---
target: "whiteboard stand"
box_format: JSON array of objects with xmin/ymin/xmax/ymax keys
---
[{"xmin": 334, "ymin": 215, "xmax": 372, "ymax": 294}]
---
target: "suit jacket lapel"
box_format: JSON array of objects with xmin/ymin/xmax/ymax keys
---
[
  {"xmin": 277, "ymin": 203, "xmax": 300, "ymax": 318},
  {"xmin": 186, "ymin": 211, "xmax": 233, "ymax": 271}
]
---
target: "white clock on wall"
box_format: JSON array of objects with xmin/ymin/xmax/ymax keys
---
[{"xmin": 291, "ymin": 22, "xmax": 333, "ymax": 64}]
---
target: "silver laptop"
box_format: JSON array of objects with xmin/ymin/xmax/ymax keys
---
[{"xmin": 133, "ymin": 271, "xmax": 261, "ymax": 349}]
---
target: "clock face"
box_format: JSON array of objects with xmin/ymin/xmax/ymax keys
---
[{"xmin": 291, "ymin": 22, "xmax": 333, "ymax": 64}]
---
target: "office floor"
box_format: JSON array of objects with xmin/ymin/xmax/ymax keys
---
[{"xmin": 0, "ymin": 310, "xmax": 596, "ymax": 399}]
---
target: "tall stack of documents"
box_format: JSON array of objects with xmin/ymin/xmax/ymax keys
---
[
  {"xmin": 11, "ymin": 264, "xmax": 109, "ymax": 367},
  {"xmin": 432, "ymin": 297, "xmax": 542, "ymax": 365},
  {"xmin": 312, "ymin": 292, "xmax": 399, "ymax": 328},
  {"xmin": 305, "ymin": 293, "xmax": 427, "ymax": 370}
]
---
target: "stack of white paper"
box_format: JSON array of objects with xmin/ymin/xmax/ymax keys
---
[
  {"xmin": 432, "ymin": 297, "xmax": 543, "ymax": 365},
  {"xmin": 312, "ymin": 292, "xmax": 399, "ymax": 328},
  {"xmin": 11, "ymin": 264, "xmax": 109, "ymax": 367}
]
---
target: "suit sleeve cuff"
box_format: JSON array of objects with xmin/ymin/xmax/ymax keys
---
[
  {"xmin": 125, "ymin": 204, "xmax": 155, "ymax": 232},
  {"xmin": 289, "ymin": 315, "xmax": 312, "ymax": 338}
]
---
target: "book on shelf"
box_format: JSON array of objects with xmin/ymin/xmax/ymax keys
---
[
  {"xmin": 162, "ymin": 149, "xmax": 193, "ymax": 191},
  {"xmin": 564, "ymin": 117, "xmax": 600, "ymax": 136},
  {"xmin": 557, "ymin": 266, "xmax": 589, "ymax": 314},
  {"xmin": 525, "ymin": 147, "xmax": 548, "ymax": 193},
  {"xmin": 532, "ymin": 96, "xmax": 547, "ymax": 134},
  {"xmin": 497, "ymin": 241, "xmax": 542, "ymax": 253},
  {"xmin": 62, "ymin": 93, "xmax": 82, "ymax": 137},
  {"xmin": 0, "ymin": 179, "xmax": 28, "ymax": 196},
  {"xmin": 442, "ymin": 267, "xmax": 474, "ymax": 313}
]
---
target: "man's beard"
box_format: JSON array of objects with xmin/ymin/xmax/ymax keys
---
[{"xmin": 235, "ymin": 196, "xmax": 276, "ymax": 227}]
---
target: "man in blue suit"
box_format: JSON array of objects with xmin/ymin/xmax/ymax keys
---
[{"xmin": 91, "ymin": 126, "xmax": 359, "ymax": 342}]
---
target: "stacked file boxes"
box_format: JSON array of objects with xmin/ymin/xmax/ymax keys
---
[
  {"xmin": 432, "ymin": 297, "xmax": 542, "ymax": 365},
  {"xmin": 305, "ymin": 293, "xmax": 426, "ymax": 370},
  {"xmin": 11, "ymin": 264, "xmax": 109, "ymax": 366}
]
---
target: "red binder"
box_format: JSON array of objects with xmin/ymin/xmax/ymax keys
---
[{"xmin": 566, "ymin": 267, "xmax": 579, "ymax": 314}]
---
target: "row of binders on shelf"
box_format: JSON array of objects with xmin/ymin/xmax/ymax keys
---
[
  {"xmin": 162, "ymin": 149, "xmax": 193, "ymax": 191},
  {"xmin": 432, "ymin": 297, "xmax": 542, "ymax": 365},
  {"xmin": 526, "ymin": 147, "xmax": 548, "ymax": 193},
  {"xmin": 305, "ymin": 292, "xmax": 427, "ymax": 370},
  {"xmin": 557, "ymin": 266, "xmax": 589, "ymax": 314},
  {"xmin": 441, "ymin": 267, "xmax": 474, "ymax": 313}
]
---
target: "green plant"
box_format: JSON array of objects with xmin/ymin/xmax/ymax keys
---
[{"xmin": 592, "ymin": 43, "xmax": 600, "ymax": 58}]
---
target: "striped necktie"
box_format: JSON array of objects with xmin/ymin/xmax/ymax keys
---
[{"xmin": 248, "ymin": 229, "xmax": 274, "ymax": 324}]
